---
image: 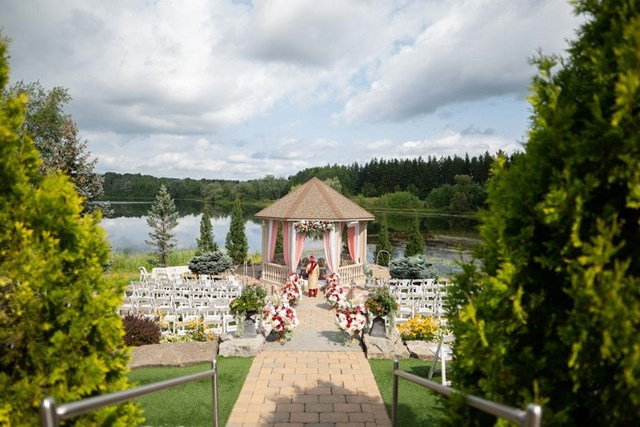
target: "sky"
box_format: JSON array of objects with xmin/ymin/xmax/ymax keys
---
[{"xmin": 0, "ymin": 0, "xmax": 583, "ymax": 181}]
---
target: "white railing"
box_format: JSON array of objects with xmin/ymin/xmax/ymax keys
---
[
  {"xmin": 261, "ymin": 263, "xmax": 289, "ymax": 287},
  {"xmin": 337, "ymin": 263, "xmax": 365, "ymax": 286}
]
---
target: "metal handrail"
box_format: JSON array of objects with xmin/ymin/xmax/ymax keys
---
[
  {"xmin": 392, "ymin": 360, "xmax": 542, "ymax": 427},
  {"xmin": 41, "ymin": 359, "xmax": 219, "ymax": 427}
]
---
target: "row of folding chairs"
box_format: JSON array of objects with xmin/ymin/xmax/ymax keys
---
[
  {"xmin": 119, "ymin": 295, "xmax": 232, "ymax": 316},
  {"xmin": 156, "ymin": 305, "xmax": 238, "ymax": 335}
]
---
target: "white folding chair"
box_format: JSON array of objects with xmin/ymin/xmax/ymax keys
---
[{"xmin": 428, "ymin": 334, "xmax": 455, "ymax": 385}]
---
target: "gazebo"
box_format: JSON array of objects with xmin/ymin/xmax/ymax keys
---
[{"xmin": 255, "ymin": 177, "xmax": 375, "ymax": 287}]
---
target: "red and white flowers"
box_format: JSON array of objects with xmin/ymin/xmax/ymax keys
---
[
  {"xmin": 282, "ymin": 272, "xmax": 303, "ymax": 306},
  {"xmin": 262, "ymin": 293, "xmax": 299, "ymax": 339},
  {"xmin": 335, "ymin": 303, "xmax": 367, "ymax": 337},
  {"xmin": 294, "ymin": 220, "xmax": 333, "ymax": 239},
  {"xmin": 324, "ymin": 273, "xmax": 348, "ymax": 308}
]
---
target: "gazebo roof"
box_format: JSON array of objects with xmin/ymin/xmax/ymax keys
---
[{"xmin": 255, "ymin": 177, "xmax": 375, "ymax": 222}]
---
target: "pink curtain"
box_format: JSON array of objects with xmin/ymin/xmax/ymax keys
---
[
  {"xmin": 283, "ymin": 221, "xmax": 291, "ymax": 268},
  {"xmin": 283, "ymin": 221, "xmax": 305, "ymax": 271},
  {"xmin": 347, "ymin": 222, "xmax": 358, "ymax": 263},
  {"xmin": 267, "ymin": 220, "xmax": 278, "ymax": 262}
]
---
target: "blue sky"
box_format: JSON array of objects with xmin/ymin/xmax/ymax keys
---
[{"xmin": 0, "ymin": 0, "xmax": 583, "ymax": 180}]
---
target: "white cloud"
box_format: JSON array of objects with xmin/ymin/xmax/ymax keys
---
[
  {"xmin": 1, "ymin": 0, "xmax": 581, "ymax": 180},
  {"xmin": 340, "ymin": 0, "xmax": 582, "ymax": 123}
]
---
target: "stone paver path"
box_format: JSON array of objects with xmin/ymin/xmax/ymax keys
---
[{"xmin": 227, "ymin": 293, "xmax": 391, "ymax": 427}]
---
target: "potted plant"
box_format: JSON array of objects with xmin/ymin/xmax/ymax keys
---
[
  {"xmin": 323, "ymin": 273, "xmax": 348, "ymax": 308},
  {"xmin": 229, "ymin": 284, "xmax": 267, "ymax": 337},
  {"xmin": 364, "ymin": 285, "xmax": 398, "ymax": 337}
]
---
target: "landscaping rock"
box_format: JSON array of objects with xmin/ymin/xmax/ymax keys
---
[
  {"xmin": 129, "ymin": 341, "xmax": 218, "ymax": 369},
  {"xmin": 405, "ymin": 340, "xmax": 438, "ymax": 361},
  {"xmin": 218, "ymin": 334, "xmax": 265, "ymax": 357},
  {"xmin": 363, "ymin": 332, "xmax": 410, "ymax": 360}
]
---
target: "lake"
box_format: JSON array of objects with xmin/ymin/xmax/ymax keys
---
[{"xmin": 100, "ymin": 201, "xmax": 481, "ymax": 274}]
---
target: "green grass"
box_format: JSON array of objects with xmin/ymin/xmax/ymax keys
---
[
  {"xmin": 110, "ymin": 249, "xmax": 198, "ymax": 275},
  {"xmin": 369, "ymin": 358, "xmax": 446, "ymax": 425},
  {"xmin": 128, "ymin": 357, "xmax": 252, "ymax": 427}
]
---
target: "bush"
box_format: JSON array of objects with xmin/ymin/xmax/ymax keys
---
[
  {"xmin": 446, "ymin": 2, "xmax": 640, "ymax": 425},
  {"xmin": 123, "ymin": 314, "xmax": 162, "ymax": 346},
  {"xmin": 188, "ymin": 251, "xmax": 232, "ymax": 276},
  {"xmin": 0, "ymin": 39, "xmax": 141, "ymax": 425},
  {"xmin": 390, "ymin": 255, "xmax": 438, "ymax": 279},
  {"xmin": 397, "ymin": 315, "xmax": 440, "ymax": 342},
  {"xmin": 364, "ymin": 285, "xmax": 398, "ymax": 316}
]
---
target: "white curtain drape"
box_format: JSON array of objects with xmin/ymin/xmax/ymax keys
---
[
  {"xmin": 323, "ymin": 222, "xmax": 343, "ymax": 273},
  {"xmin": 282, "ymin": 221, "xmax": 305, "ymax": 272}
]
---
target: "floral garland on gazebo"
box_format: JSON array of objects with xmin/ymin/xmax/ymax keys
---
[{"xmin": 294, "ymin": 220, "xmax": 333, "ymax": 240}]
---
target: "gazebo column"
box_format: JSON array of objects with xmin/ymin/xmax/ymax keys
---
[
  {"xmin": 261, "ymin": 220, "xmax": 268, "ymax": 266},
  {"xmin": 359, "ymin": 221, "xmax": 368, "ymax": 264}
]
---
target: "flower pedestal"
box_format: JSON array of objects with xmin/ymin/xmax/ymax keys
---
[
  {"xmin": 277, "ymin": 330, "xmax": 286, "ymax": 344},
  {"xmin": 369, "ymin": 315, "xmax": 387, "ymax": 338},
  {"xmin": 242, "ymin": 311, "xmax": 258, "ymax": 338}
]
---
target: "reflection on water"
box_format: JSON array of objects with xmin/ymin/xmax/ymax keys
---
[{"xmin": 101, "ymin": 202, "xmax": 481, "ymax": 275}]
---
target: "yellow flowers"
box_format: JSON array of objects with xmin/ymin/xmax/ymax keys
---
[{"xmin": 397, "ymin": 315, "xmax": 440, "ymax": 341}]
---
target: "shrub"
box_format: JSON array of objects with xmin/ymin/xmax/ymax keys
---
[
  {"xmin": 0, "ymin": 39, "xmax": 141, "ymax": 425},
  {"xmin": 188, "ymin": 251, "xmax": 232, "ymax": 276},
  {"xmin": 390, "ymin": 255, "xmax": 438, "ymax": 279},
  {"xmin": 364, "ymin": 285, "xmax": 398, "ymax": 316},
  {"xmin": 446, "ymin": 2, "xmax": 640, "ymax": 425},
  {"xmin": 123, "ymin": 314, "xmax": 162, "ymax": 346},
  {"xmin": 229, "ymin": 284, "xmax": 267, "ymax": 314},
  {"xmin": 397, "ymin": 315, "xmax": 440, "ymax": 342}
]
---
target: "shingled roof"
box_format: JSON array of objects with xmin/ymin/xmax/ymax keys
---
[{"xmin": 255, "ymin": 177, "xmax": 375, "ymax": 221}]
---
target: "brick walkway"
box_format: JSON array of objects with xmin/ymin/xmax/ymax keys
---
[{"xmin": 227, "ymin": 293, "xmax": 391, "ymax": 427}]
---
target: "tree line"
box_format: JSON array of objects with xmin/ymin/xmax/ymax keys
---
[{"xmin": 102, "ymin": 152, "xmax": 510, "ymax": 203}]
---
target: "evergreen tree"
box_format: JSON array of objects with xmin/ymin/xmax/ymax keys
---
[
  {"xmin": 196, "ymin": 203, "xmax": 217, "ymax": 255},
  {"xmin": 275, "ymin": 220, "xmax": 284, "ymax": 257},
  {"xmin": 404, "ymin": 213, "xmax": 425, "ymax": 257},
  {"xmin": 0, "ymin": 38, "xmax": 141, "ymax": 425},
  {"xmin": 447, "ymin": 1, "xmax": 640, "ymax": 425},
  {"xmin": 6, "ymin": 81, "xmax": 106, "ymax": 214},
  {"xmin": 225, "ymin": 198, "xmax": 248, "ymax": 264},
  {"xmin": 375, "ymin": 214, "xmax": 392, "ymax": 266},
  {"xmin": 146, "ymin": 184, "xmax": 178, "ymax": 267}
]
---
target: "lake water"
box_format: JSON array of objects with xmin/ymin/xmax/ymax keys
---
[{"xmin": 100, "ymin": 201, "xmax": 481, "ymax": 274}]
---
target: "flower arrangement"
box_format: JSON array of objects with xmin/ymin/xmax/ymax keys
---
[
  {"xmin": 335, "ymin": 302, "xmax": 367, "ymax": 339},
  {"xmin": 324, "ymin": 273, "xmax": 349, "ymax": 308},
  {"xmin": 230, "ymin": 284, "xmax": 267, "ymax": 314},
  {"xmin": 282, "ymin": 272, "xmax": 303, "ymax": 306},
  {"xmin": 262, "ymin": 293, "xmax": 300, "ymax": 342},
  {"xmin": 294, "ymin": 220, "xmax": 334, "ymax": 240},
  {"xmin": 397, "ymin": 315, "xmax": 440, "ymax": 341},
  {"xmin": 364, "ymin": 285, "xmax": 398, "ymax": 317}
]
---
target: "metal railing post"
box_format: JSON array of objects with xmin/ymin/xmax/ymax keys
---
[
  {"xmin": 212, "ymin": 359, "xmax": 219, "ymax": 427},
  {"xmin": 392, "ymin": 359, "xmax": 399, "ymax": 427},
  {"xmin": 40, "ymin": 397, "xmax": 59, "ymax": 427},
  {"xmin": 523, "ymin": 403, "xmax": 542, "ymax": 427}
]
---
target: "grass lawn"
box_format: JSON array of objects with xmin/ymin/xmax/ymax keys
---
[
  {"xmin": 369, "ymin": 358, "xmax": 447, "ymax": 425},
  {"xmin": 128, "ymin": 356, "xmax": 252, "ymax": 427}
]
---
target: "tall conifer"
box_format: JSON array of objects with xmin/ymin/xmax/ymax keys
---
[
  {"xmin": 0, "ymin": 38, "xmax": 141, "ymax": 425},
  {"xmin": 225, "ymin": 198, "xmax": 248, "ymax": 264},
  {"xmin": 146, "ymin": 184, "xmax": 178, "ymax": 267},
  {"xmin": 404, "ymin": 213, "xmax": 425, "ymax": 257},
  {"xmin": 375, "ymin": 214, "xmax": 392, "ymax": 266},
  {"xmin": 447, "ymin": 1, "xmax": 640, "ymax": 425},
  {"xmin": 196, "ymin": 203, "xmax": 217, "ymax": 255}
]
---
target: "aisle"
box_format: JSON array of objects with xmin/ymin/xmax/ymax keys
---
[{"xmin": 226, "ymin": 295, "xmax": 391, "ymax": 426}]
